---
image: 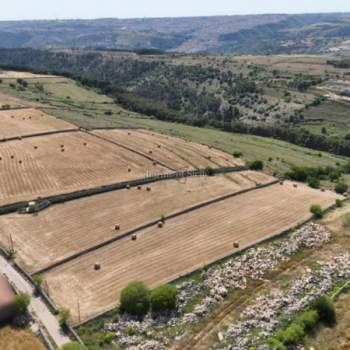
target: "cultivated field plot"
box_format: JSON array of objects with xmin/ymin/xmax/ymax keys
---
[
  {"xmin": 0, "ymin": 131, "xmax": 167, "ymax": 205},
  {"xmin": 0, "ymin": 70, "xmax": 56, "ymax": 79},
  {"xmin": 93, "ymin": 129, "xmax": 243, "ymax": 171},
  {"xmin": 43, "ymin": 181, "xmax": 340, "ymax": 322},
  {"xmin": 0, "ymin": 172, "xmax": 274, "ymax": 272},
  {"xmin": 0, "ymin": 108, "xmax": 76, "ymax": 139},
  {"xmin": 0, "ymin": 92, "xmax": 31, "ymax": 108}
]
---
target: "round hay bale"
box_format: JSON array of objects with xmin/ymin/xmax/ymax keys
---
[
  {"xmin": 146, "ymin": 187, "xmax": 151, "ymax": 192},
  {"xmin": 149, "ymin": 150, "xmax": 153, "ymax": 154},
  {"xmin": 18, "ymin": 160, "xmax": 22, "ymax": 165},
  {"xmin": 94, "ymin": 263, "xmax": 101, "ymax": 271},
  {"xmin": 137, "ymin": 185, "xmax": 142, "ymax": 190},
  {"xmin": 233, "ymin": 242, "xmax": 240, "ymax": 248},
  {"xmin": 10, "ymin": 155, "xmax": 14, "ymax": 159},
  {"xmin": 153, "ymin": 161, "xmax": 158, "ymax": 166},
  {"xmin": 0, "ymin": 157, "xmax": 2, "ymax": 161},
  {"xmin": 321, "ymin": 188, "xmax": 325, "ymax": 192},
  {"xmin": 126, "ymin": 184, "xmax": 131, "ymax": 189},
  {"xmin": 158, "ymin": 221, "xmax": 163, "ymax": 228},
  {"xmin": 131, "ymin": 234, "xmax": 137, "ymax": 241},
  {"xmin": 34, "ymin": 146, "xmax": 38, "ymax": 150},
  {"xmin": 128, "ymin": 168, "xmax": 132, "ymax": 173},
  {"xmin": 61, "ymin": 149, "xmax": 65, "ymax": 153},
  {"xmin": 293, "ymin": 184, "xmax": 298, "ymax": 188},
  {"xmin": 60, "ymin": 144, "xmax": 64, "ymax": 148},
  {"xmin": 115, "ymin": 225, "xmax": 120, "ymax": 231},
  {"xmin": 83, "ymin": 142, "xmax": 87, "ymax": 146},
  {"xmin": 11, "ymin": 116, "xmax": 14, "ymax": 119},
  {"xmin": 279, "ymin": 181, "xmax": 284, "ymax": 185},
  {"xmin": 128, "ymin": 132, "xmax": 131, "ymax": 136},
  {"xmin": 157, "ymin": 145, "xmax": 161, "ymax": 149}
]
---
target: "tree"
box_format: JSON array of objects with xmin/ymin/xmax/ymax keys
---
[
  {"xmin": 13, "ymin": 293, "xmax": 30, "ymax": 316},
  {"xmin": 59, "ymin": 308, "xmax": 71, "ymax": 326},
  {"xmin": 310, "ymin": 204, "xmax": 323, "ymax": 219},
  {"xmin": 150, "ymin": 284, "xmax": 178, "ymax": 313},
  {"xmin": 60, "ymin": 342, "xmax": 85, "ymax": 350},
  {"xmin": 307, "ymin": 176, "xmax": 320, "ymax": 189},
  {"xmin": 335, "ymin": 181, "xmax": 348, "ymax": 195},
  {"xmin": 248, "ymin": 160, "xmax": 264, "ymax": 171},
  {"xmin": 33, "ymin": 275, "xmax": 44, "ymax": 286},
  {"xmin": 120, "ymin": 281, "xmax": 150, "ymax": 316},
  {"xmin": 312, "ymin": 296, "xmax": 336, "ymax": 326}
]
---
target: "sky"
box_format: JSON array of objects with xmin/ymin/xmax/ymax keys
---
[{"xmin": 2, "ymin": 0, "xmax": 350, "ymax": 21}]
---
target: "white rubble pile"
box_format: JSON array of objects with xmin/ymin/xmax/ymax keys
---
[
  {"xmin": 128, "ymin": 340, "xmax": 165, "ymax": 350},
  {"xmin": 218, "ymin": 253, "xmax": 350, "ymax": 350},
  {"xmin": 184, "ymin": 223, "xmax": 330, "ymax": 324}
]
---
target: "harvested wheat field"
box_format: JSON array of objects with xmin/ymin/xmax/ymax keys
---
[
  {"xmin": 0, "ymin": 172, "xmax": 273, "ymax": 272},
  {"xmin": 0, "ymin": 108, "xmax": 76, "ymax": 139},
  {"xmin": 0, "ymin": 92, "xmax": 30, "ymax": 109},
  {"xmin": 43, "ymin": 181, "xmax": 340, "ymax": 322},
  {"xmin": 93, "ymin": 129, "xmax": 243, "ymax": 171},
  {"xmin": 0, "ymin": 71, "xmax": 56, "ymax": 79},
  {"xmin": 0, "ymin": 131, "xmax": 167, "ymax": 205}
]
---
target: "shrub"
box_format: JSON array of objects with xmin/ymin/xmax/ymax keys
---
[
  {"xmin": 150, "ymin": 284, "xmax": 178, "ymax": 313},
  {"xmin": 276, "ymin": 323, "xmax": 305, "ymax": 346},
  {"xmin": 248, "ymin": 160, "xmax": 264, "ymax": 171},
  {"xmin": 310, "ymin": 204, "xmax": 323, "ymax": 219},
  {"xmin": 336, "ymin": 199, "xmax": 343, "ymax": 208},
  {"xmin": 296, "ymin": 309, "xmax": 319, "ymax": 332},
  {"xmin": 307, "ymin": 176, "xmax": 320, "ymax": 189},
  {"xmin": 335, "ymin": 181, "xmax": 348, "ymax": 195},
  {"xmin": 59, "ymin": 308, "xmax": 71, "ymax": 326},
  {"xmin": 267, "ymin": 337, "xmax": 287, "ymax": 350},
  {"xmin": 233, "ymin": 150, "xmax": 242, "ymax": 158},
  {"xmin": 312, "ymin": 296, "xmax": 336, "ymax": 326},
  {"xmin": 60, "ymin": 342, "xmax": 85, "ymax": 350},
  {"xmin": 205, "ymin": 166, "xmax": 215, "ymax": 176},
  {"xmin": 33, "ymin": 275, "xmax": 44, "ymax": 286},
  {"xmin": 342, "ymin": 214, "xmax": 350, "ymax": 228},
  {"xmin": 13, "ymin": 293, "xmax": 30, "ymax": 316},
  {"xmin": 120, "ymin": 281, "xmax": 150, "ymax": 316}
]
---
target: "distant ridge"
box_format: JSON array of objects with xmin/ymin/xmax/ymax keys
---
[{"xmin": 0, "ymin": 13, "xmax": 350, "ymax": 54}]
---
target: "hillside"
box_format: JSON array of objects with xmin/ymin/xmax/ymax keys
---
[{"xmin": 1, "ymin": 13, "xmax": 350, "ymax": 53}]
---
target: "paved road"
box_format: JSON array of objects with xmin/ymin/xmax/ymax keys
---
[{"xmin": 0, "ymin": 255, "xmax": 70, "ymax": 348}]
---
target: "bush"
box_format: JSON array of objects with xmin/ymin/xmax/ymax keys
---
[
  {"xmin": 150, "ymin": 284, "xmax": 178, "ymax": 313},
  {"xmin": 310, "ymin": 204, "xmax": 323, "ymax": 219},
  {"xmin": 248, "ymin": 160, "xmax": 264, "ymax": 171},
  {"xmin": 60, "ymin": 342, "xmax": 85, "ymax": 350},
  {"xmin": 205, "ymin": 166, "xmax": 215, "ymax": 176},
  {"xmin": 276, "ymin": 323, "xmax": 305, "ymax": 346},
  {"xmin": 267, "ymin": 337, "xmax": 287, "ymax": 350},
  {"xmin": 120, "ymin": 281, "xmax": 150, "ymax": 316},
  {"xmin": 335, "ymin": 181, "xmax": 348, "ymax": 194},
  {"xmin": 33, "ymin": 275, "xmax": 44, "ymax": 286},
  {"xmin": 13, "ymin": 293, "xmax": 30, "ymax": 316},
  {"xmin": 307, "ymin": 176, "xmax": 320, "ymax": 189},
  {"xmin": 59, "ymin": 308, "xmax": 71, "ymax": 326},
  {"xmin": 233, "ymin": 150, "xmax": 242, "ymax": 158},
  {"xmin": 296, "ymin": 309, "xmax": 319, "ymax": 332},
  {"xmin": 312, "ymin": 296, "xmax": 336, "ymax": 326},
  {"xmin": 336, "ymin": 199, "xmax": 343, "ymax": 208}
]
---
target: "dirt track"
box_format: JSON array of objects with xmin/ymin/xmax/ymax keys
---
[{"xmin": 42, "ymin": 181, "xmax": 340, "ymax": 323}]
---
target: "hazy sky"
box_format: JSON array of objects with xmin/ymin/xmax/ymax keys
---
[{"xmin": 2, "ymin": 0, "xmax": 350, "ymax": 20}]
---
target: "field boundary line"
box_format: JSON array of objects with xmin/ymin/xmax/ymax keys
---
[
  {"xmin": 0, "ymin": 127, "xmax": 79, "ymax": 143},
  {"xmin": 0, "ymin": 166, "xmax": 247, "ymax": 216},
  {"xmin": 33, "ymin": 179, "xmax": 278, "ymax": 276}
]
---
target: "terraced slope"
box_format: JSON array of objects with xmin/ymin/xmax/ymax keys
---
[
  {"xmin": 0, "ymin": 108, "xmax": 76, "ymax": 139},
  {"xmin": 0, "ymin": 173, "xmax": 273, "ymax": 272},
  {"xmin": 42, "ymin": 181, "xmax": 340, "ymax": 322},
  {"xmin": 0, "ymin": 131, "xmax": 167, "ymax": 205},
  {"xmin": 93, "ymin": 129, "xmax": 243, "ymax": 171}
]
